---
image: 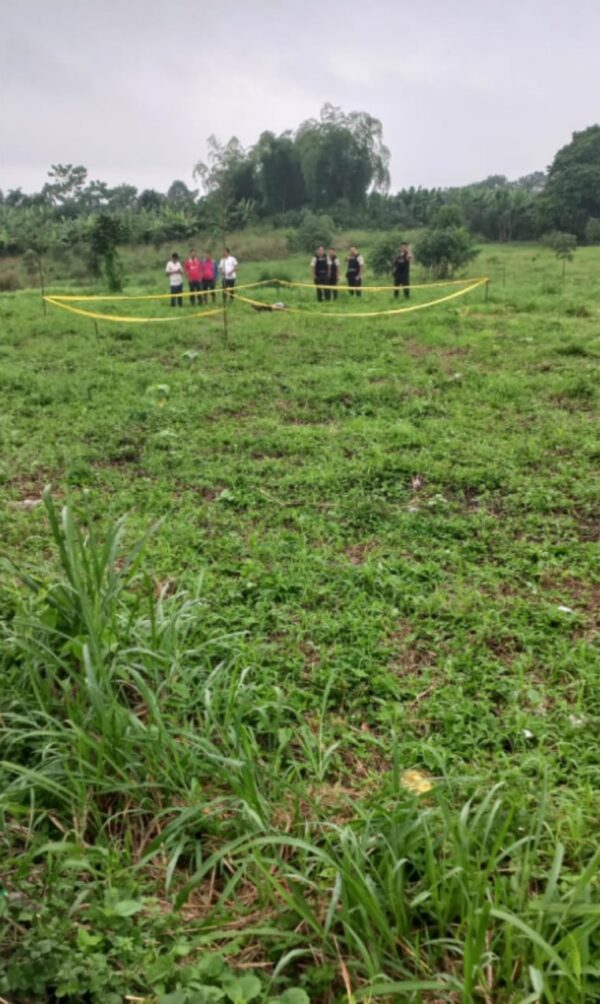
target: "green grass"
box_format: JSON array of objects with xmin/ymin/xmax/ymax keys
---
[{"xmin": 1, "ymin": 241, "xmax": 600, "ymax": 1003}]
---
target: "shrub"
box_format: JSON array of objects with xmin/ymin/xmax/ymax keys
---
[
  {"xmin": 370, "ymin": 234, "xmax": 405, "ymax": 277},
  {"xmin": 584, "ymin": 217, "xmax": 600, "ymax": 245},
  {"xmin": 0, "ymin": 270, "xmax": 21, "ymax": 292},
  {"xmin": 541, "ymin": 231, "xmax": 577, "ymax": 276},
  {"xmin": 414, "ymin": 226, "xmax": 479, "ymax": 278},
  {"xmin": 289, "ymin": 212, "xmax": 335, "ymax": 254},
  {"xmin": 257, "ymin": 270, "xmax": 292, "ymax": 285}
]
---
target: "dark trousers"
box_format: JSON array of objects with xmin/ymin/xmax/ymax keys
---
[
  {"xmin": 347, "ymin": 276, "xmax": 362, "ymax": 297},
  {"xmin": 203, "ymin": 278, "xmax": 216, "ymax": 302},
  {"xmin": 394, "ymin": 270, "xmax": 410, "ymax": 299},
  {"xmin": 188, "ymin": 279, "xmax": 201, "ymax": 305},
  {"xmin": 170, "ymin": 283, "xmax": 183, "ymax": 307},
  {"xmin": 329, "ymin": 280, "xmax": 338, "ymax": 301},
  {"xmin": 222, "ymin": 278, "xmax": 235, "ymax": 301},
  {"xmin": 315, "ymin": 278, "xmax": 330, "ymax": 302}
]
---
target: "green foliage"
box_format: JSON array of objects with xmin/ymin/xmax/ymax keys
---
[
  {"xmin": 542, "ymin": 125, "xmax": 600, "ymax": 237},
  {"xmin": 369, "ymin": 233, "xmax": 405, "ymax": 276},
  {"xmin": 289, "ymin": 211, "xmax": 335, "ymax": 253},
  {"xmin": 431, "ymin": 203, "xmax": 464, "ymax": 228},
  {"xmin": 584, "ymin": 216, "xmax": 600, "ymax": 244},
  {"xmin": 414, "ymin": 224, "xmax": 479, "ymax": 277},
  {"xmin": 88, "ymin": 213, "xmax": 125, "ymax": 291},
  {"xmin": 2, "ymin": 242, "xmax": 600, "ymax": 1002},
  {"xmin": 22, "ymin": 248, "xmax": 41, "ymax": 278},
  {"xmin": 0, "ymin": 268, "xmax": 21, "ymax": 291},
  {"xmin": 194, "ymin": 105, "xmax": 389, "ymax": 218},
  {"xmin": 542, "ymin": 231, "xmax": 577, "ymax": 276}
]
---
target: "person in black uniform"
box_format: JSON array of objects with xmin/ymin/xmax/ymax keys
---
[
  {"xmin": 328, "ymin": 247, "xmax": 340, "ymax": 300},
  {"xmin": 311, "ymin": 245, "xmax": 330, "ymax": 302},
  {"xmin": 393, "ymin": 242, "xmax": 412, "ymax": 298},
  {"xmin": 346, "ymin": 246, "xmax": 364, "ymax": 296}
]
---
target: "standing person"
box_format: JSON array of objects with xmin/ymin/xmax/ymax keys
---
[
  {"xmin": 311, "ymin": 245, "xmax": 330, "ymax": 302},
  {"xmin": 202, "ymin": 251, "xmax": 217, "ymax": 302},
  {"xmin": 328, "ymin": 247, "xmax": 340, "ymax": 300},
  {"xmin": 219, "ymin": 247, "xmax": 238, "ymax": 300},
  {"xmin": 393, "ymin": 242, "xmax": 412, "ymax": 299},
  {"xmin": 165, "ymin": 252, "xmax": 184, "ymax": 307},
  {"xmin": 346, "ymin": 246, "xmax": 364, "ymax": 296},
  {"xmin": 184, "ymin": 248, "xmax": 203, "ymax": 305}
]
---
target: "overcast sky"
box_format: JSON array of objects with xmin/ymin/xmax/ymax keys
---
[{"xmin": 2, "ymin": 0, "xmax": 599, "ymax": 196}]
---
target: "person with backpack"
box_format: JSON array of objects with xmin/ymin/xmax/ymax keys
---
[
  {"xmin": 393, "ymin": 242, "xmax": 412, "ymax": 299},
  {"xmin": 311, "ymin": 245, "xmax": 330, "ymax": 302},
  {"xmin": 202, "ymin": 251, "xmax": 217, "ymax": 302},
  {"xmin": 346, "ymin": 246, "xmax": 364, "ymax": 296},
  {"xmin": 328, "ymin": 247, "xmax": 340, "ymax": 300}
]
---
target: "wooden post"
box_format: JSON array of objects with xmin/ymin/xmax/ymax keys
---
[
  {"xmin": 38, "ymin": 255, "xmax": 47, "ymax": 316},
  {"xmin": 221, "ymin": 290, "xmax": 229, "ymax": 348}
]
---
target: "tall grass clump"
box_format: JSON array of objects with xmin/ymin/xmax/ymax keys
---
[
  {"xmin": 2, "ymin": 493, "xmax": 600, "ymax": 1002},
  {"xmin": 0, "ymin": 489, "xmax": 283, "ymax": 849}
]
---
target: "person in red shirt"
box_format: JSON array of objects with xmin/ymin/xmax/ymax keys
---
[
  {"xmin": 184, "ymin": 249, "xmax": 203, "ymax": 305},
  {"xmin": 202, "ymin": 251, "xmax": 217, "ymax": 303}
]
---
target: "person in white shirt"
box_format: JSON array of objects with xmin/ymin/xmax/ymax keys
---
[
  {"xmin": 219, "ymin": 247, "xmax": 238, "ymax": 300},
  {"xmin": 165, "ymin": 252, "xmax": 184, "ymax": 307}
]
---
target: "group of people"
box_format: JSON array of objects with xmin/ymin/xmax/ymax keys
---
[
  {"xmin": 165, "ymin": 248, "xmax": 238, "ymax": 307},
  {"xmin": 165, "ymin": 241, "xmax": 413, "ymax": 309},
  {"xmin": 311, "ymin": 243, "xmax": 413, "ymax": 301}
]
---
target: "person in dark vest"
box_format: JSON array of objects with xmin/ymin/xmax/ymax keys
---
[
  {"xmin": 393, "ymin": 242, "xmax": 412, "ymax": 298},
  {"xmin": 328, "ymin": 247, "xmax": 340, "ymax": 300},
  {"xmin": 311, "ymin": 246, "xmax": 330, "ymax": 302},
  {"xmin": 346, "ymin": 246, "xmax": 364, "ymax": 296}
]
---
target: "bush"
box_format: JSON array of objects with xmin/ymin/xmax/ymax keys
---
[
  {"xmin": 431, "ymin": 204, "xmax": 464, "ymax": 228},
  {"xmin": 584, "ymin": 217, "xmax": 600, "ymax": 245},
  {"xmin": 257, "ymin": 270, "xmax": 292, "ymax": 285},
  {"xmin": 289, "ymin": 212, "xmax": 335, "ymax": 254},
  {"xmin": 541, "ymin": 230, "xmax": 577, "ymax": 276},
  {"xmin": 541, "ymin": 230, "xmax": 577, "ymax": 254},
  {"xmin": 414, "ymin": 226, "xmax": 479, "ymax": 278},
  {"xmin": 0, "ymin": 270, "xmax": 21, "ymax": 292},
  {"xmin": 369, "ymin": 234, "xmax": 405, "ymax": 276}
]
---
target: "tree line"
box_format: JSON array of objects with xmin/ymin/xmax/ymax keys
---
[{"xmin": 2, "ymin": 108, "xmax": 600, "ymax": 260}]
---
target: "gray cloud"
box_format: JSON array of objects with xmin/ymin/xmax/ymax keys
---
[{"xmin": 2, "ymin": 0, "xmax": 600, "ymax": 194}]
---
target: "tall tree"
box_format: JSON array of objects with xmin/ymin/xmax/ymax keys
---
[
  {"xmin": 167, "ymin": 180, "xmax": 198, "ymax": 210},
  {"xmin": 43, "ymin": 164, "xmax": 88, "ymax": 208},
  {"xmin": 254, "ymin": 131, "xmax": 305, "ymax": 214},
  {"xmin": 295, "ymin": 104, "xmax": 390, "ymax": 209},
  {"xmin": 541, "ymin": 125, "xmax": 600, "ymax": 237}
]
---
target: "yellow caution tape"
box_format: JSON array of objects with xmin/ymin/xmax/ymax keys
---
[
  {"xmin": 234, "ymin": 276, "xmax": 488, "ymax": 318},
  {"xmin": 286, "ymin": 275, "xmax": 489, "ymax": 292},
  {"xmin": 44, "ymin": 276, "xmax": 489, "ymax": 323},
  {"xmin": 44, "ymin": 297, "xmax": 223, "ymax": 323},
  {"xmin": 47, "ymin": 279, "xmax": 277, "ymax": 302}
]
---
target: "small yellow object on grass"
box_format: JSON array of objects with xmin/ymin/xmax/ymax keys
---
[{"xmin": 401, "ymin": 769, "xmax": 434, "ymax": 795}]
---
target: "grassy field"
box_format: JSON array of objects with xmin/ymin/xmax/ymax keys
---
[{"xmin": 1, "ymin": 242, "xmax": 599, "ymax": 1003}]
